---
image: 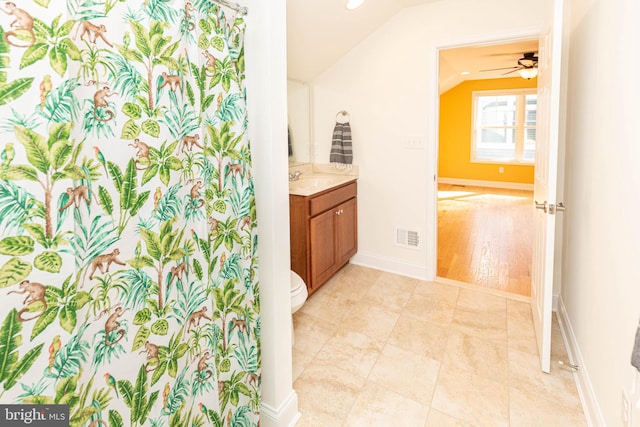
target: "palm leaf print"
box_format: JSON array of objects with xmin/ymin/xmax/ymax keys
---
[
  {"xmin": 118, "ymin": 269, "xmax": 153, "ymax": 311},
  {"xmin": 38, "ymin": 78, "xmax": 81, "ymax": 123},
  {"xmin": 0, "ymin": 310, "xmax": 44, "ymax": 395},
  {"xmin": 46, "ymin": 323, "xmax": 90, "ymax": 380},
  {"xmin": 0, "ymin": 180, "xmax": 36, "ymax": 234},
  {"xmin": 106, "ymin": 53, "xmax": 144, "ymax": 102},
  {"xmin": 144, "ymin": 0, "xmax": 179, "ymax": 23},
  {"xmin": 215, "ymin": 93, "xmax": 243, "ymax": 123},
  {"xmin": 69, "ymin": 212, "xmax": 118, "ymax": 271},
  {"xmin": 159, "ymin": 103, "xmax": 200, "ymax": 143},
  {"xmin": 67, "ymin": 1, "xmax": 107, "ymax": 20},
  {"xmin": 171, "ymin": 280, "xmax": 207, "ymax": 325},
  {"xmin": 0, "ymin": 2, "xmax": 258, "ymax": 425}
]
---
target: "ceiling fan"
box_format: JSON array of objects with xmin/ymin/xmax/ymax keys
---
[{"xmin": 481, "ymin": 52, "xmax": 539, "ymax": 79}]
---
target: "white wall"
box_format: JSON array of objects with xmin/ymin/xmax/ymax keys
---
[
  {"xmin": 310, "ymin": 0, "xmax": 552, "ymax": 279},
  {"xmin": 560, "ymin": 0, "xmax": 640, "ymax": 424},
  {"xmin": 245, "ymin": 0, "xmax": 300, "ymax": 426}
]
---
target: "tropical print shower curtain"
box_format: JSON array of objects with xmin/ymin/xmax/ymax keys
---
[{"xmin": 0, "ymin": 0, "xmax": 260, "ymax": 425}]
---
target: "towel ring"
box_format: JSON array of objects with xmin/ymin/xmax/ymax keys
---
[{"xmin": 336, "ymin": 110, "xmax": 350, "ymax": 123}]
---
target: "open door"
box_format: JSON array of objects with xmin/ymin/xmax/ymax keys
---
[{"xmin": 531, "ymin": 0, "xmax": 566, "ymax": 373}]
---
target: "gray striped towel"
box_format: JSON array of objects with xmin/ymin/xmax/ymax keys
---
[{"xmin": 330, "ymin": 121, "xmax": 353, "ymax": 170}]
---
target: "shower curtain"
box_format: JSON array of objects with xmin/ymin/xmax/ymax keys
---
[{"xmin": 0, "ymin": 0, "xmax": 260, "ymax": 425}]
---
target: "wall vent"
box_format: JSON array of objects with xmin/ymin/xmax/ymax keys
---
[{"xmin": 395, "ymin": 227, "xmax": 420, "ymax": 248}]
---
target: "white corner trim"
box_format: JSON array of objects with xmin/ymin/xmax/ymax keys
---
[
  {"xmin": 557, "ymin": 296, "xmax": 606, "ymax": 427},
  {"xmin": 438, "ymin": 177, "xmax": 534, "ymax": 191},
  {"xmin": 351, "ymin": 252, "xmax": 430, "ymax": 281},
  {"xmin": 260, "ymin": 390, "xmax": 301, "ymax": 427}
]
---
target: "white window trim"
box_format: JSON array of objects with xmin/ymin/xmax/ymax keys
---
[{"xmin": 471, "ymin": 88, "xmax": 537, "ymax": 165}]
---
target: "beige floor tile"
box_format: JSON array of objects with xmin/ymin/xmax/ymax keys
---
[
  {"xmin": 510, "ymin": 386, "xmax": 588, "ymax": 426},
  {"xmin": 291, "ymin": 265, "xmax": 587, "ymax": 427},
  {"xmin": 292, "ymin": 311, "xmax": 336, "ymax": 356},
  {"xmin": 326, "ymin": 263, "xmax": 381, "ymax": 299},
  {"xmin": 292, "ymin": 347, "xmax": 314, "ymax": 382},
  {"xmin": 507, "ymin": 299, "xmax": 533, "ymax": 323},
  {"xmin": 431, "ymin": 363, "xmax": 510, "ymax": 427},
  {"xmin": 388, "ymin": 314, "xmax": 449, "ymax": 361},
  {"xmin": 456, "ymin": 288, "xmax": 507, "ymax": 314},
  {"xmin": 314, "ymin": 329, "xmax": 384, "ymax": 378},
  {"xmin": 377, "ymin": 270, "xmax": 422, "ymax": 290},
  {"xmin": 413, "ymin": 280, "xmax": 460, "ymax": 304},
  {"xmin": 368, "ymin": 343, "xmax": 440, "ymax": 405},
  {"xmin": 363, "ymin": 272, "xmax": 418, "ymax": 312},
  {"xmin": 451, "ymin": 306, "xmax": 507, "ymax": 342},
  {"xmin": 340, "ymin": 263, "xmax": 384, "ymax": 283},
  {"xmin": 295, "ymin": 408, "xmax": 344, "ymax": 427},
  {"xmin": 404, "ymin": 292, "xmax": 457, "ymax": 327},
  {"xmin": 425, "ymin": 409, "xmax": 474, "ymax": 427},
  {"xmin": 299, "ymin": 288, "xmax": 357, "ymax": 327},
  {"xmin": 507, "ymin": 300, "xmax": 538, "ymax": 355},
  {"xmin": 507, "ymin": 315, "xmax": 539, "ymax": 355},
  {"xmin": 345, "ymin": 381, "xmax": 430, "ymax": 427},
  {"xmin": 442, "ymin": 329, "xmax": 508, "ymax": 383},
  {"xmin": 508, "ymin": 348, "xmax": 583, "ymax": 412},
  {"xmin": 341, "ymin": 302, "xmax": 400, "ymax": 341},
  {"xmin": 294, "ymin": 360, "xmax": 365, "ymax": 420}
]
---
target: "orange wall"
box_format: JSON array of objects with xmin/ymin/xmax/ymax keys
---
[{"xmin": 438, "ymin": 77, "xmax": 537, "ymax": 184}]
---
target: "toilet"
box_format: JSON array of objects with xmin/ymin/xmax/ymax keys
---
[
  {"xmin": 290, "ymin": 270, "xmax": 308, "ymax": 345},
  {"xmin": 290, "ymin": 270, "xmax": 308, "ymax": 313}
]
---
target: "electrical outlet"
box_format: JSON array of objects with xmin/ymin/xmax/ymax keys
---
[
  {"xmin": 623, "ymin": 389, "xmax": 631, "ymax": 426},
  {"xmin": 498, "ymin": 167, "xmax": 504, "ymax": 174}
]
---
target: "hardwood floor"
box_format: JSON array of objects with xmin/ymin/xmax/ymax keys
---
[{"xmin": 437, "ymin": 184, "xmax": 533, "ymax": 297}]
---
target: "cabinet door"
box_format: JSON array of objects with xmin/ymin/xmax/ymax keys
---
[
  {"xmin": 336, "ymin": 197, "xmax": 357, "ymax": 264},
  {"xmin": 309, "ymin": 207, "xmax": 338, "ymax": 290}
]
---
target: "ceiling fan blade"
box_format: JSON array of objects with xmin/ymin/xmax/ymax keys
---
[
  {"xmin": 502, "ymin": 68, "xmax": 521, "ymax": 75},
  {"xmin": 480, "ymin": 66, "xmax": 519, "ymax": 72}
]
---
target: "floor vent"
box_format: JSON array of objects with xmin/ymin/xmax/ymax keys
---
[{"xmin": 395, "ymin": 227, "xmax": 420, "ymax": 248}]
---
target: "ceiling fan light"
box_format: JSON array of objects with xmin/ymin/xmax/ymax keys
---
[
  {"xmin": 346, "ymin": 0, "xmax": 364, "ymax": 10},
  {"xmin": 520, "ymin": 67, "xmax": 538, "ymax": 80}
]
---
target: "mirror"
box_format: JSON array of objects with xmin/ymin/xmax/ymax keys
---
[{"xmin": 287, "ymin": 80, "xmax": 311, "ymax": 165}]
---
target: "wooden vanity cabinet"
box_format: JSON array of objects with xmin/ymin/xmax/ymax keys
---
[{"xmin": 289, "ymin": 181, "xmax": 357, "ymax": 295}]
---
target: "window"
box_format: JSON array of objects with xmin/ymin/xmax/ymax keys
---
[{"xmin": 471, "ymin": 89, "xmax": 537, "ymax": 164}]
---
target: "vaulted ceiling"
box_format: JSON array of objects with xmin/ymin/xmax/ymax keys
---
[
  {"xmin": 286, "ymin": 0, "xmax": 445, "ymax": 82},
  {"xmin": 286, "ymin": 0, "xmax": 539, "ymax": 90}
]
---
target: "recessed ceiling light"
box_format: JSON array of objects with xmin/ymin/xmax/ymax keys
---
[
  {"xmin": 460, "ymin": 71, "xmax": 470, "ymax": 75},
  {"xmin": 346, "ymin": 0, "xmax": 364, "ymax": 10}
]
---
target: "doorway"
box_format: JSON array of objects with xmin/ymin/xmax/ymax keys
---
[{"xmin": 435, "ymin": 40, "xmax": 539, "ymax": 298}]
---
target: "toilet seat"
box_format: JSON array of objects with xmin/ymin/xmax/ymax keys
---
[{"xmin": 290, "ymin": 270, "xmax": 308, "ymax": 313}]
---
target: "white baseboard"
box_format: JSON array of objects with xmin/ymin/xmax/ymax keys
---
[
  {"xmin": 557, "ymin": 296, "xmax": 606, "ymax": 427},
  {"xmin": 261, "ymin": 390, "xmax": 301, "ymax": 427},
  {"xmin": 438, "ymin": 177, "xmax": 534, "ymax": 191},
  {"xmin": 350, "ymin": 252, "xmax": 430, "ymax": 281}
]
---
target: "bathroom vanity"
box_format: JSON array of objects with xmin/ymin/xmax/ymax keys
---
[{"xmin": 289, "ymin": 174, "xmax": 358, "ymax": 295}]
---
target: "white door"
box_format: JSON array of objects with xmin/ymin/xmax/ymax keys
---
[{"xmin": 531, "ymin": 0, "xmax": 566, "ymax": 373}]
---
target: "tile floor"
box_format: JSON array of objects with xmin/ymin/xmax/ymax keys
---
[{"xmin": 292, "ymin": 264, "xmax": 587, "ymax": 427}]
